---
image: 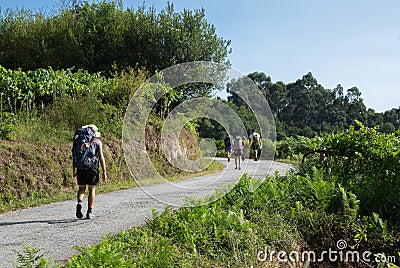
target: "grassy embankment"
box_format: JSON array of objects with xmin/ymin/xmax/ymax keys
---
[
  {"xmin": 0, "ymin": 117, "xmax": 223, "ymax": 214},
  {"xmin": 0, "ymin": 65, "xmax": 223, "ymax": 214}
]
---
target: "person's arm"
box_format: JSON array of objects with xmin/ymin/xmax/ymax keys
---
[
  {"xmin": 72, "ymin": 146, "xmax": 77, "ymax": 180},
  {"xmin": 73, "ymin": 165, "xmax": 77, "ymax": 180},
  {"xmin": 98, "ymin": 141, "xmax": 107, "ymax": 181}
]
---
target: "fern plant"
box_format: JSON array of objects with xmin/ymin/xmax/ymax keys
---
[
  {"xmin": 13, "ymin": 244, "xmax": 58, "ymax": 268},
  {"xmin": 328, "ymin": 186, "xmax": 360, "ymax": 220}
]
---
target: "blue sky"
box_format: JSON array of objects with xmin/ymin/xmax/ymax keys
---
[{"xmin": 1, "ymin": 0, "xmax": 399, "ymax": 112}]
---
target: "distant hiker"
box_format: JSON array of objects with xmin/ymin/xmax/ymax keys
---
[
  {"xmin": 224, "ymin": 132, "xmax": 232, "ymax": 162},
  {"xmin": 249, "ymin": 129, "xmax": 261, "ymax": 161},
  {"xmin": 72, "ymin": 124, "xmax": 107, "ymax": 219},
  {"xmin": 241, "ymin": 139, "xmax": 246, "ymax": 161},
  {"xmin": 233, "ymin": 134, "xmax": 244, "ymax": 170}
]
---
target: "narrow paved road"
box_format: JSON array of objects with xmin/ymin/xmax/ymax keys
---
[{"xmin": 0, "ymin": 158, "xmax": 292, "ymax": 267}]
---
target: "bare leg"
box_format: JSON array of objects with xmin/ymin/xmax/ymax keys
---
[
  {"xmin": 88, "ymin": 186, "xmax": 96, "ymax": 209},
  {"xmin": 77, "ymin": 185, "xmax": 86, "ymax": 202},
  {"xmin": 76, "ymin": 185, "xmax": 86, "ymax": 219},
  {"xmin": 226, "ymin": 149, "xmax": 231, "ymax": 162}
]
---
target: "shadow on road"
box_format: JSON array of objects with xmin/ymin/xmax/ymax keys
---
[{"xmin": 0, "ymin": 219, "xmax": 78, "ymax": 227}]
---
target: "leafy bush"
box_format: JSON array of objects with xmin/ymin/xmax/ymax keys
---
[
  {"xmin": 46, "ymin": 94, "xmax": 104, "ymax": 131},
  {"xmin": 275, "ymin": 135, "xmax": 311, "ymax": 160},
  {"xmin": 0, "ymin": 65, "xmax": 117, "ymax": 114},
  {"xmin": 0, "ymin": 112, "xmax": 17, "ymax": 140},
  {"xmin": 0, "ymin": 64, "xmax": 151, "ymax": 142},
  {"xmin": 212, "ymin": 138, "xmax": 226, "ymax": 157},
  {"xmin": 304, "ymin": 122, "xmax": 400, "ymax": 222}
]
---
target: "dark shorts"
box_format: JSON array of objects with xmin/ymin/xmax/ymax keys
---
[
  {"xmin": 252, "ymin": 145, "xmax": 260, "ymax": 151},
  {"xmin": 77, "ymin": 168, "xmax": 99, "ymax": 186},
  {"xmin": 225, "ymin": 146, "xmax": 232, "ymax": 152},
  {"xmin": 234, "ymin": 149, "xmax": 243, "ymax": 157}
]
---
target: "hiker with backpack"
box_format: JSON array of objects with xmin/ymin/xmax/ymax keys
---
[
  {"xmin": 223, "ymin": 132, "xmax": 232, "ymax": 162},
  {"xmin": 72, "ymin": 124, "xmax": 107, "ymax": 219},
  {"xmin": 233, "ymin": 134, "xmax": 244, "ymax": 170},
  {"xmin": 249, "ymin": 129, "xmax": 261, "ymax": 161}
]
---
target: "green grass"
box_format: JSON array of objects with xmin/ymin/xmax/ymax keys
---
[{"xmin": 52, "ymin": 170, "xmax": 398, "ymax": 267}]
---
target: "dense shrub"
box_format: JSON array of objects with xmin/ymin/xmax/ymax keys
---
[
  {"xmin": 0, "ymin": 65, "xmax": 117, "ymax": 113},
  {"xmin": 275, "ymin": 135, "xmax": 311, "ymax": 160},
  {"xmin": 303, "ymin": 122, "xmax": 400, "ymax": 223}
]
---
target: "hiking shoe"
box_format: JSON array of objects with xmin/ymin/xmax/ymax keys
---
[
  {"xmin": 228, "ymin": 157, "xmax": 230, "ymax": 162},
  {"xmin": 76, "ymin": 204, "xmax": 83, "ymax": 219},
  {"xmin": 86, "ymin": 211, "xmax": 93, "ymax": 219}
]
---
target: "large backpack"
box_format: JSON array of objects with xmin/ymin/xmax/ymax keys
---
[
  {"xmin": 72, "ymin": 127, "xmax": 99, "ymax": 170},
  {"xmin": 252, "ymin": 133, "xmax": 261, "ymax": 147},
  {"xmin": 224, "ymin": 136, "xmax": 232, "ymax": 147},
  {"xmin": 234, "ymin": 136, "xmax": 242, "ymax": 150}
]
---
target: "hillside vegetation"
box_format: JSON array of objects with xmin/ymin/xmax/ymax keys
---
[
  {"xmin": 1, "ymin": 1, "xmax": 400, "ymax": 267},
  {"xmin": 0, "ymin": 64, "xmax": 224, "ymax": 213}
]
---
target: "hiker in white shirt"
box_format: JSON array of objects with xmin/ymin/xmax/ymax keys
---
[{"xmin": 249, "ymin": 129, "xmax": 261, "ymax": 161}]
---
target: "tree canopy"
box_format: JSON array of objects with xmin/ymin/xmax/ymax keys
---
[
  {"xmin": 226, "ymin": 71, "xmax": 399, "ymax": 139},
  {"xmin": 0, "ymin": 1, "xmax": 231, "ymax": 75}
]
